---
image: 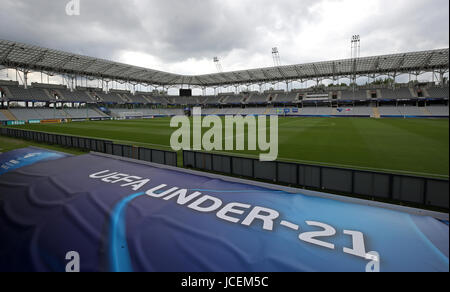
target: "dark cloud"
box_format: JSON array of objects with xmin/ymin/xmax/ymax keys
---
[
  {"xmin": 0, "ymin": 0, "xmax": 318, "ymax": 61},
  {"xmin": 0, "ymin": 0, "xmax": 143, "ymax": 59}
]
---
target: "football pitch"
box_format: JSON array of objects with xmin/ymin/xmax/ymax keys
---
[{"xmin": 4, "ymin": 117, "xmax": 449, "ymax": 179}]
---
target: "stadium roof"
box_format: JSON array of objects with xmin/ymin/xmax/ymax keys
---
[{"xmin": 0, "ymin": 39, "xmax": 448, "ymax": 87}]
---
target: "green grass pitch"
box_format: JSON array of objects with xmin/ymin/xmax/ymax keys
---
[{"xmin": 4, "ymin": 117, "xmax": 449, "ymax": 179}]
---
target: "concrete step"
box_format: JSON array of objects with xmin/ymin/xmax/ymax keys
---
[
  {"xmin": 0, "ymin": 109, "xmax": 17, "ymax": 120},
  {"xmin": 372, "ymin": 107, "xmax": 380, "ymax": 118}
]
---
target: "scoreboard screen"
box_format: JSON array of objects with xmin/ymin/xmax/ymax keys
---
[{"xmin": 179, "ymin": 89, "xmax": 192, "ymax": 97}]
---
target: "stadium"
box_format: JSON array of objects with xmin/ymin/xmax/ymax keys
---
[{"xmin": 0, "ymin": 0, "xmax": 448, "ymax": 274}]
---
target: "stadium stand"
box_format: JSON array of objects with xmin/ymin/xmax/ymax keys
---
[
  {"xmin": 221, "ymin": 94, "xmax": 243, "ymax": 105},
  {"xmin": 219, "ymin": 96, "xmax": 230, "ymax": 104},
  {"xmin": 1, "ymin": 103, "xmax": 448, "ymax": 121},
  {"xmin": 109, "ymin": 108, "xmax": 145, "ymax": 118},
  {"xmin": 193, "ymin": 107, "xmax": 271, "ymax": 116},
  {"xmin": 397, "ymin": 106, "xmax": 424, "ymax": 116},
  {"xmin": 64, "ymin": 108, "xmax": 109, "ymax": 119},
  {"xmin": 93, "ymin": 91, "xmax": 125, "ymax": 104},
  {"xmin": 223, "ymin": 108, "xmax": 244, "ymax": 115},
  {"xmin": 135, "ymin": 93, "xmax": 153, "ymax": 103},
  {"xmin": 242, "ymin": 108, "xmax": 268, "ymax": 115},
  {"xmin": 200, "ymin": 108, "xmax": 220, "ymax": 115},
  {"xmin": 160, "ymin": 108, "xmax": 184, "ymax": 116},
  {"xmin": 300, "ymin": 91, "xmax": 330, "ymax": 101},
  {"xmin": 0, "ymin": 111, "xmax": 8, "ymax": 121},
  {"xmin": 380, "ymin": 88, "xmax": 414, "ymax": 99},
  {"xmin": 5, "ymin": 107, "xmax": 109, "ymax": 121},
  {"xmin": 427, "ymin": 86, "xmax": 449, "ymax": 99},
  {"xmin": 334, "ymin": 106, "xmax": 372, "ymax": 117},
  {"xmin": 196, "ymin": 96, "xmax": 209, "ymax": 104},
  {"xmin": 148, "ymin": 95, "xmax": 169, "ymax": 105},
  {"xmin": 275, "ymin": 92, "xmax": 298, "ymax": 103},
  {"xmin": 0, "ymin": 81, "xmax": 448, "ymax": 121},
  {"xmin": 56, "ymin": 88, "xmax": 95, "ymax": 103},
  {"xmin": 186, "ymin": 97, "xmax": 200, "ymax": 105},
  {"xmin": 299, "ymin": 107, "xmax": 333, "ymax": 116},
  {"xmin": 378, "ymin": 106, "xmax": 402, "ymax": 116},
  {"xmin": 107, "ymin": 91, "xmax": 130, "ymax": 103},
  {"xmin": 169, "ymin": 97, "xmax": 198, "ymax": 105},
  {"xmin": 5, "ymin": 86, "xmax": 52, "ymax": 101},
  {"xmin": 109, "ymin": 108, "xmax": 184, "ymax": 117},
  {"xmin": 426, "ymin": 105, "xmax": 449, "ymax": 116},
  {"xmin": 34, "ymin": 108, "xmax": 70, "ymax": 119},
  {"xmin": 375, "ymin": 106, "xmax": 447, "ymax": 117},
  {"xmin": 9, "ymin": 108, "xmax": 43, "ymax": 120},
  {"xmin": 241, "ymin": 94, "xmax": 251, "ymax": 104},
  {"xmin": 261, "ymin": 108, "xmax": 295, "ymax": 115},
  {"xmin": 125, "ymin": 94, "xmax": 150, "ymax": 104},
  {"xmin": 340, "ymin": 90, "xmax": 368, "ymax": 100},
  {"xmin": 116, "ymin": 93, "xmax": 130, "ymax": 103},
  {"xmin": 247, "ymin": 93, "xmax": 269, "ymax": 104},
  {"xmin": 203, "ymin": 96, "xmax": 221, "ymax": 105}
]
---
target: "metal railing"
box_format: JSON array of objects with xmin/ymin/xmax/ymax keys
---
[
  {"xmin": 0, "ymin": 127, "xmax": 177, "ymax": 167},
  {"xmin": 183, "ymin": 150, "xmax": 449, "ymax": 209}
]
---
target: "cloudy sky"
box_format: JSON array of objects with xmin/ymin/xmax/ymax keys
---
[{"xmin": 0, "ymin": 0, "xmax": 448, "ymax": 78}]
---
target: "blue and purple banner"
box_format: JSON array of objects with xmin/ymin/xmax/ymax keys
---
[
  {"xmin": 0, "ymin": 149, "xmax": 448, "ymax": 272},
  {"xmin": 0, "ymin": 147, "xmax": 68, "ymax": 176}
]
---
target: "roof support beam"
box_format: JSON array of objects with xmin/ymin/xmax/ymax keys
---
[
  {"xmin": 246, "ymin": 70, "xmax": 258, "ymax": 80},
  {"xmin": 0, "ymin": 40, "xmax": 447, "ymax": 88},
  {"xmin": 292, "ymin": 65, "xmax": 303, "ymax": 79},
  {"xmin": 166, "ymin": 75, "xmax": 182, "ymax": 85},
  {"xmin": 27, "ymin": 49, "xmax": 49, "ymax": 65},
  {"xmin": 125, "ymin": 69, "xmax": 149, "ymax": 79},
  {"xmin": 0, "ymin": 44, "xmax": 16, "ymax": 63},
  {"xmin": 421, "ymin": 51, "xmax": 435, "ymax": 70},
  {"xmin": 231, "ymin": 72, "xmax": 244, "ymax": 84},
  {"xmin": 276, "ymin": 67, "xmax": 287, "ymax": 80},
  {"xmin": 98, "ymin": 63, "xmax": 119, "ymax": 75},
  {"xmin": 372, "ymin": 56, "xmax": 381, "ymax": 72},
  {"xmin": 106, "ymin": 66, "xmax": 135, "ymax": 76},
  {"xmin": 204, "ymin": 74, "xmax": 224, "ymax": 86},
  {"xmin": 217, "ymin": 73, "xmax": 234, "ymax": 84},
  {"xmin": 392, "ymin": 54, "xmax": 407, "ymax": 71},
  {"xmin": 77, "ymin": 59, "xmax": 97, "ymax": 71},
  {"xmin": 260, "ymin": 70, "xmax": 272, "ymax": 82},
  {"xmin": 54, "ymin": 55, "xmax": 76, "ymax": 69},
  {"xmin": 191, "ymin": 76, "xmax": 205, "ymax": 86},
  {"xmin": 312, "ymin": 64, "xmax": 320, "ymax": 78}
]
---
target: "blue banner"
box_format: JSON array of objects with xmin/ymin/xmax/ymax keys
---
[
  {"xmin": 0, "ymin": 151, "xmax": 448, "ymax": 272},
  {"xmin": 0, "ymin": 147, "xmax": 68, "ymax": 176}
]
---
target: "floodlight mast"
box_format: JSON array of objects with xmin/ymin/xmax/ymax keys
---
[
  {"xmin": 272, "ymin": 47, "xmax": 281, "ymax": 67},
  {"xmin": 213, "ymin": 57, "xmax": 223, "ymax": 73},
  {"xmin": 350, "ymin": 35, "xmax": 361, "ymax": 91},
  {"xmin": 351, "ymin": 35, "xmax": 361, "ymax": 59}
]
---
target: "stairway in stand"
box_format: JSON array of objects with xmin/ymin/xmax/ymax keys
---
[
  {"xmin": 421, "ymin": 107, "xmax": 432, "ymax": 116},
  {"xmin": 0, "ymin": 109, "xmax": 17, "ymax": 121},
  {"xmin": 372, "ymin": 107, "xmax": 380, "ymax": 119}
]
